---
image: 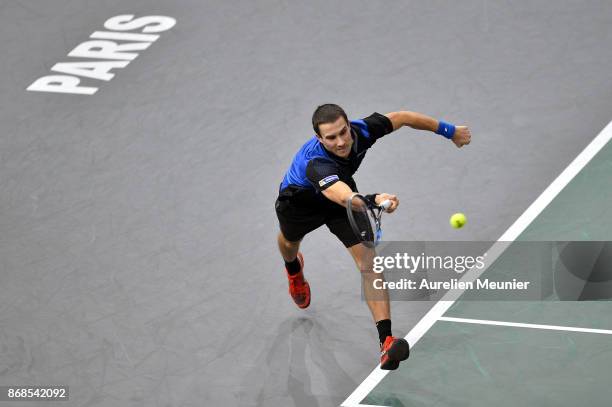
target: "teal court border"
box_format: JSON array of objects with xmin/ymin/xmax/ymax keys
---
[{"xmin": 341, "ymin": 118, "xmax": 612, "ymax": 407}]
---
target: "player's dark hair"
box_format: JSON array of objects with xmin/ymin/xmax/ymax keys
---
[{"xmin": 312, "ymin": 104, "xmax": 348, "ymax": 136}]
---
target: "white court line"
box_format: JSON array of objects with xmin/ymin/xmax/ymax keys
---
[
  {"xmin": 341, "ymin": 120, "xmax": 612, "ymax": 407},
  {"xmin": 439, "ymin": 316, "xmax": 612, "ymax": 335}
]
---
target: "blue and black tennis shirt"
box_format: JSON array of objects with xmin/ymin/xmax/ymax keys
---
[{"xmin": 279, "ymin": 112, "xmax": 393, "ymax": 204}]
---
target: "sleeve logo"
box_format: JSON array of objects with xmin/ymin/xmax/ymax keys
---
[{"xmin": 319, "ymin": 175, "xmax": 339, "ymax": 187}]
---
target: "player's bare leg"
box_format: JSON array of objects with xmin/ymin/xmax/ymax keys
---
[
  {"xmin": 277, "ymin": 232, "xmax": 300, "ymax": 262},
  {"xmin": 348, "ymin": 242, "xmax": 408, "ymax": 369},
  {"xmin": 347, "ymin": 243, "xmax": 390, "ymax": 321}
]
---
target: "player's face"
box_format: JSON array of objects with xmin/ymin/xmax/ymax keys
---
[{"xmin": 317, "ymin": 116, "xmax": 353, "ymax": 158}]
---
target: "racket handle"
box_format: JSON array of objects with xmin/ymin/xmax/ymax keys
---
[{"xmin": 380, "ymin": 199, "xmax": 392, "ymax": 210}]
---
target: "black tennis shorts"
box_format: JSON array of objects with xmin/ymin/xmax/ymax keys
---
[{"xmin": 275, "ymin": 186, "xmax": 360, "ymax": 248}]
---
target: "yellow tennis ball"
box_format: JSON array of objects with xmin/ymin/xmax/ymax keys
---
[{"xmin": 450, "ymin": 213, "xmax": 466, "ymax": 229}]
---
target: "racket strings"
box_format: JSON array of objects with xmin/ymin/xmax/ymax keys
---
[{"xmin": 348, "ymin": 195, "xmax": 381, "ymax": 244}]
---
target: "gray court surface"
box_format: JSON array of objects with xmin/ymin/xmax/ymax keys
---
[{"xmin": 1, "ymin": 1, "xmax": 612, "ymax": 406}]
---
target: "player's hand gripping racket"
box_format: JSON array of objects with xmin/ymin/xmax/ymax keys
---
[{"xmin": 346, "ymin": 193, "xmax": 392, "ymax": 248}]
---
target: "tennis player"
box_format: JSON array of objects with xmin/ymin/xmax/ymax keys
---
[{"xmin": 275, "ymin": 104, "xmax": 471, "ymax": 369}]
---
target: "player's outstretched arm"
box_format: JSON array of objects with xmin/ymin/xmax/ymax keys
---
[
  {"xmin": 321, "ymin": 181, "xmax": 357, "ymax": 208},
  {"xmin": 321, "ymin": 182, "xmax": 399, "ymax": 212},
  {"xmin": 384, "ymin": 111, "xmax": 471, "ymax": 148},
  {"xmin": 385, "ymin": 111, "xmax": 438, "ymax": 132}
]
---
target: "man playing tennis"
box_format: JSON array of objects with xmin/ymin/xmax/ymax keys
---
[{"xmin": 275, "ymin": 104, "xmax": 471, "ymax": 369}]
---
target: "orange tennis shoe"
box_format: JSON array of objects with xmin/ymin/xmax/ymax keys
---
[
  {"xmin": 286, "ymin": 252, "xmax": 310, "ymax": 309},
  {"xmin": 380, "ymin": 336, "xmax": 410, "ymax": 370}
]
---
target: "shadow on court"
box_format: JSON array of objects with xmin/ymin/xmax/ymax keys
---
[{"xmin": 241, "ymin": 316, "xmax": 359, "ymax": 407}]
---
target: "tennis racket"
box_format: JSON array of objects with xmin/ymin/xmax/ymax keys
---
[{"xmin": 346, "ymin": 193, "xmax": 392, "ymax": 247}]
